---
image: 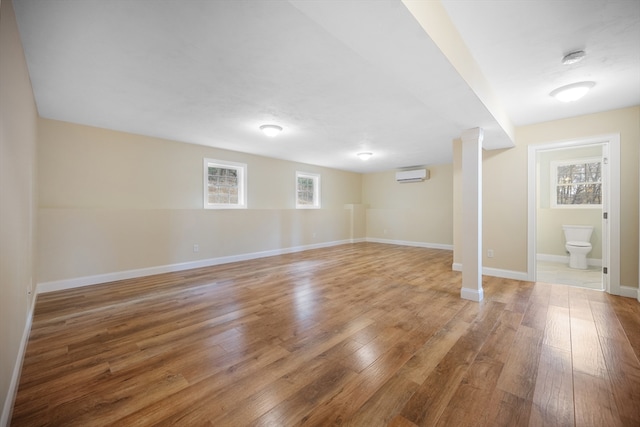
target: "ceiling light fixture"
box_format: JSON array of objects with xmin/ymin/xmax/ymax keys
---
[
  {"xmin": 550, "ymin": 81, "xmax": 595, "ymax": 102},
  {"xmin": 561, "ymin": 50, "xmax": 586, "ymax": 65},
  {"xmin": 357, "ymin": 152, "xmax": 373, "ymax": 161},
  {"xmin": 259, "ymin": 124, "xmax": 283, "ymax": 137}
]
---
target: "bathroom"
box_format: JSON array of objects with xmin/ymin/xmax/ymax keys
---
[{"xmin": 536, "ymin": 144, "xmax": 603, "ymax": 289}]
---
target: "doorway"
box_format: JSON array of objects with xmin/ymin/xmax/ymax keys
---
[
  {"xmin": 536, "ymin": 144, "xmax": 603, "ymax": 289},
  {"xmin": 527, "ymin": 134, "xmax": 621, "ymax": 295}
]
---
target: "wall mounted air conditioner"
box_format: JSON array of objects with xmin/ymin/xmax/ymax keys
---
[{"xmin": 396, "ymin": 169, "xmax": 429, "ymax": 183}]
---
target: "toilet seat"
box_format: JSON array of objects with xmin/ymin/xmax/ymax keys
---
[
  {"xmin": 563, "ymin": 225, "xmax": 594, "ymax": 270},
  {"xmin": 566, "ymin": 241, "xmax": 591, "ymax": 248}
]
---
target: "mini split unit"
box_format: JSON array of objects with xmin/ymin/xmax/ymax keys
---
[{"xmin": 395, "ymin": 169, "xmax": 429, "ymax": 183}]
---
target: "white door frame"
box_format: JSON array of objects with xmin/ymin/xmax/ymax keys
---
[{"xmin": 527, "ymin": 134, "xmax": 620, "ymax": 295}]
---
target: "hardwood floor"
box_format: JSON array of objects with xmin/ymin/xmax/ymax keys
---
[{"xmin": 11, "ymin": 243, "xmax": 640, "ymax": 426}]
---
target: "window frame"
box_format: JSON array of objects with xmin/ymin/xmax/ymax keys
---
[
  {"xmin": 295, "ymin": 171, "xmax": 321, "ymax": 209},
  {"xmin": 203, "ymin": 158, "xmax": 247, "ymax": 209},
  {"xmin": 550, "ymin": 157, "xmax": 602, "ymax": 209}
]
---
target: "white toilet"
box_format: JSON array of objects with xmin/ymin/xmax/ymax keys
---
[{"xmin": 562, "ymin": 225, "xmax": 593, "ymax": 270}]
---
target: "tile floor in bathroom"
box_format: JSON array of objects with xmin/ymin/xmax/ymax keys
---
[{"xmin": 536, "ymin": 260, "xmax": 603, "ymax": 290}]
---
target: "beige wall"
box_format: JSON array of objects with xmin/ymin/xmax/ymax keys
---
[
  {"xmin": 479, "ymin": 106, "xmax": 639, "ymax": 287},
  {"xmin": 38, "ymin": 118, "xmax": 455, "ymax": 285},
  {"xmin": 362, "ymin": 164, "xmax": 453, "ymax": 246},
  {"xmin": 452, "ymin": 139, "xmax": 462, "ymax": 265},
  {"xmin": 537, "ymin": 145, "xmax": 603, "ymax": 259},
  {"xmin": 0, "ymin": 0, "xmax": 38, "ymax": 420},
  {"xmin": 37, "ymin": 119, "xmax": 362, "ymax": 284}
]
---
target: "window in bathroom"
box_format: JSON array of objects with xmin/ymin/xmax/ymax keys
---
[
  {"xmin": 551, "ymin": 157, "xmax": 602, "ymax": 208},
  {"xmin": 204, "ymin": 158, "xmax": 247, "ymax": 209}
]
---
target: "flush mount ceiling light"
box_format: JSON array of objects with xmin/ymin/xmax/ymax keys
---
[
  {"xmin": 561, "ymin": 50, "xmax": 586, "ymax": 65},
  {"xmin": 550, "ymin": 81, "xmax": 595, "ymax": 102},
  {"xmin": 357, "ymin": 152, "xmax": 373, "ymax": 161},
  {"xmin": 259, "ymin": 124, "xmax": 283, "ymax": 137}
]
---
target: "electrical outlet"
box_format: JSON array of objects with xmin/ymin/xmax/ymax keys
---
[
  {"xmin": 193, "ymin": 244, "xmax": 199, "ymax": 253},
  {"xmin": 312, "ymin": 232, "xmax": 316, "ymax": 238},
  {"xmin": 487, "ymin": 249, "xmax": 494, "ymax": 258}
]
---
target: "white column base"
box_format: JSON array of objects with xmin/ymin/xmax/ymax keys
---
[{"xmin": 461, "ymin": 287, "xmax": 484, "ymax": 302}]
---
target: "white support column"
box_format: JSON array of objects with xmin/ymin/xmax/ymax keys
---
[{"xmin": 460, "ymin": 128, "xmax": 483, "ymax": 302}]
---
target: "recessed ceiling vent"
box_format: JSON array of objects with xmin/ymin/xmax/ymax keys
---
[{"xmin": 396, "ymin": 169, "xmax": 429, "ymax": 183}]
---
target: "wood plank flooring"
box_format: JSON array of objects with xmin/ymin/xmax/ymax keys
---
[{"xmin": 11, "ymin": 243, "xmax": 640, "ymax": 426}]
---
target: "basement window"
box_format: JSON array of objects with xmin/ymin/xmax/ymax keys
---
[
  {"xmin": 204, "ymin": 158, "xmax": 247, "ymax": 209},
  {"xmin": 296, "ymin": 171, "xmax": 321, "ymax": 209},
  {"xmin": 551, "ymin": 158, "xmax": 602, "ymax": 208}
]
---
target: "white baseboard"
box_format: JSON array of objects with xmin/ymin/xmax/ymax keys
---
[
  {"xmin": 537, "ymin": 253, "xmax": 602, "ymax": 267},
  {"xmin": 37, "ymin": 239, "xmax": 354, "ymax": 294},
  {"xmin": 461, "ymin": 287, "xmax": 484, "ymax": 302},
  {"xmin": 2, "ymin": 296, "xmax": 36, "ymax": 427},
  {"xmin": 451, "ymin": 263, "xmax": 528, "ymax": 281},
  {"xmin": 482, "ymin": 267, "xmax": 529, "ymax": 281},
  {"xmin": 37, "ymin": 238, "xmax": 453, "ymax": 294},
  {"xmin": 455, "ymin": 262, "xmax": 638, "ymax": 301},
  {"xmin": 34, "ymin": 238, "xmax": 635, "ymax": 297},
  {"xmin": 365, "ymin": 237, "xmax": 453, "ymax": 251},
  {"xmin": 619, "ymin": 285, "xmax": 640, "ymax": 300}
]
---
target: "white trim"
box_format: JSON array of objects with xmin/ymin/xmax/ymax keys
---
[
  {"xmin": 37, "ymin": 239, "xmax": 352, "ymax": 294},
  {"xmin": 483, "ymin": 267, "xmax": 529, "ymax": 281},
  {"xmin": 204, "ymin": 158, "xmax": 248, "ymax": 209},
  {"xmin": 618, "ymin": 285, "xmax": 639, "ymax": 300},
  {"xmin": 452, "ymin": 263, "xmax": 529, "ymax": 281},
  {"xmin": 461, "ymin": 287, "xmax": 483, "ymax": 302},
  {"xmin": 2, "ymin": 298, "xmax": 36, "ymax": 427},
  {"xmin": 528, "ymin": 134, "xmax": 620, "ymax": 295},
  {"xmin": 37, "ymin": 239, "xmax": 453, "ymax": 294},
  {"xmin": 536, "ymin": 253, "xmax": 602, "ymax": 267},
  {"xmin": 609, "ymin": 135, "xmax": 621, "ymax": 295},
  {"xmin": 295, "ymin": 171, "xmax": 321, "ymax": 209},
  {"xmin": 550, "ymin": 157, "xmax": 603, "ymax": 209},
  {"xmin": 365, "ymin": 237, "xmax": 453, "ymax": 251}
]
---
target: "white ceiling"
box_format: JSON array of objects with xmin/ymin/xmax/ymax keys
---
[
  {"xmin": 441, "ymin": 0, "xmax": 640, "ymax": 126},
  {"xmin": 13, "ymin": 0, "xmax": 640, "ymax": 173}
]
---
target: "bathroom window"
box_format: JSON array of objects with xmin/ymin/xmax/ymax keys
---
[
  {"xmin": 551, "ymin": 158, "xmax": 601, "ymax": 208},
  {"xmin": 296, "ymin": 171, "xmax": 320, "ymax": 209},
  {"xmin": 204, "ymin": 158, "xmax": 247, "ymax": 209}
]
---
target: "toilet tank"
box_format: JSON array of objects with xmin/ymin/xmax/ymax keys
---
[{"xmin": 562, "ymin": 225, "xmax": 593, "ymax": 242}]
